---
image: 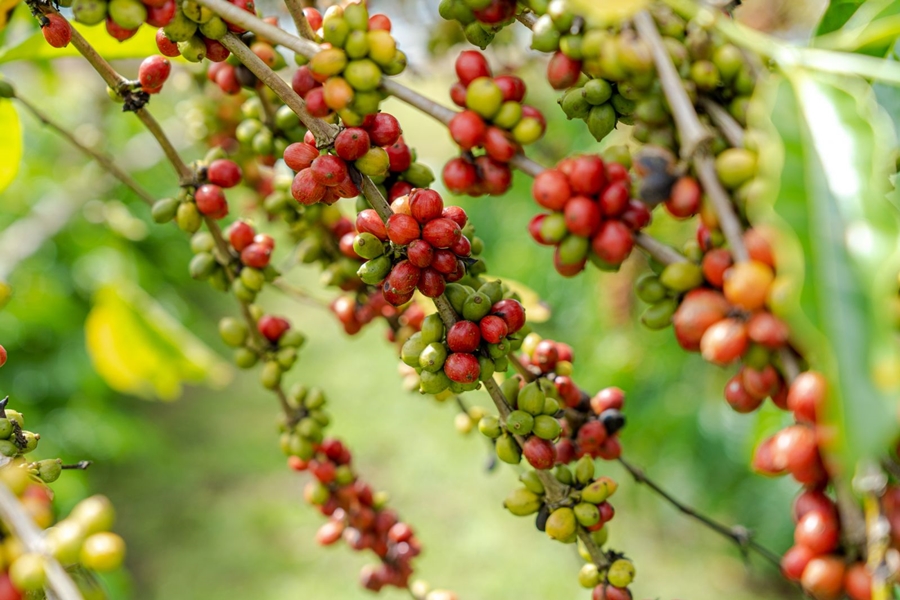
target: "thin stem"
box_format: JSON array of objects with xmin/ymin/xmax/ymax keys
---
[
  {"xmin": 616, "ymin": 456, "xmax": 784, "ymax": 570},
  {"xmin": 219, "ymin": 33, "xmax": 337, "ymax": 144},
  {"xmin": 698, "ymin": 98, "xmax": 745, "ymax": 149},
  {"xmin": 633, "ymin": 232, "xmax": 686, "ymax": 265},
  {"xmin": 271, "ymin": 279, "xmax": 331, "ymax": 310},
  {"xmin": 633, "ymin": 11, "xmax": 749, "ymax": 263},
  {"xmin": 284, "ymin": 0, "xmax": 317, "ymax": 40},
  {"xmin": 13, "ymin": 93, "xmax": 156, "ymax": 206},
  {"xmin": 0, "ymin": 481, "xmax": 84, "ymax": 600},
  {"xmin": 633, "ymin": 11, "xmax": 711, "ymax": 158}
]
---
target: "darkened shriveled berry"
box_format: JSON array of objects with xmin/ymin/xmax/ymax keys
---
[{"xmin": 599, "ymin": 409, "xmax": 625, "ymax": 435}]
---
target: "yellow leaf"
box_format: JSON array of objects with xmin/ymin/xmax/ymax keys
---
[
  {"xmin": 0, "ymin": 100, "xmax": 22, "ymax": 194},
  {"xmin": 85, "ymin": 284, "xmax": 232, "ymax": 400}
]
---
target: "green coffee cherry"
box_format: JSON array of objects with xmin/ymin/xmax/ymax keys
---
[
  {"xmin": 554, "ymin": 464, "xmax": 574, "ymax": 486},
  {"xmin": 519, "ymin": 470, "xmax": 546, "ymax": 495},
  {"xmin": 402, "ymin": 163, "xmax": 435, "ymax": 188},
  {"xmin": 305, "ymin": 388, "xmax": 326, "ymax": 410},
  {"xmin": 220, "ymin": 316, "xmax": 251, "ymax": 349},
  {"xmin": 419, "ymin": 369, "xmax": 451, "ymax": 394},
  {"xmin": 579, "ymin": 563, "xmax": 601, "ymax": 589},
  {"xmin": 634, "ymin": 273, "xmax": 668, "ymax": 303},
  {"xmin": 574, "ymin": 502, "xmax": 601, "ymax": 527},
  {"xmin": 37, "ymin": 459, "xmax": 62, "ymax": 484},
  {"xmin": 504, "ymin": 487, "xmax": 543, "ymax": 516},
  {"xmin": 279, "ymin": 330, "xmax": 307, "ymax": 349},
  {"xmin": 0, "ymin": 419, "xmax": 11, "ymax": 440},
  {"xmin": 505, "ymin": 410, "xmax": 534, "ymax": 436},
  {"xmin": 355, "ymin": 147, "xmax": 390, "ymax": 177},
  {"xmin": 353, "ymin": 233, "xmax": 384, "ymax": 259},
  {"xmin": 541, "ymin": 396, "xmax": 560, "ymax": 416},
  {"xmin": 641, "ymin": 298, "xmax": 678, "ymax": 330},
  {"xmin": 0, "ymin": 440, "xmax": 17, "ymax": 457},
  {"xmin": 581, "ymin": 477, "xmax": 618, "ymax": 504},
  {"xmin": 517, "ymin": 382, "xmax": 545, "ymax": 415},
  {"xmin": 495, "ymin": 433, "xmax": 521, "ymax": 464},
  {"xmin": 199, "ymin": 16, "xmax": 227, "ymax": 39},
  {"xmin": 108, "ymin": 0, "xmax": 146, "ymax": 29},
  {"xmin": 419, "ymin": 343, "xmax": 448, "ymax": 373},
  {"xmin": 401, "ymin": 333, "xmax": 427, "ymax": 367},
  {"xmin": 660, "ymin": 262, "xmax": 704, "ymax": 292},
  {"xmin": 575, "ymin": 455, "xmax": 595, "ymax": 484},
  {"xmin": 72, "ymin": 0, "xmax": 108, "ymax": 25},
  {"xmin": 478, "ymin": 415, "xmax": 502, "ymax": 438},
  {"xmin": 587, "ymin": 104, "xmax": 616, "ymax": 142},
  {"xmin": 531, "ymin": 15, "xmax": 560, "ymax": 52},
  {"xmin": 461, "ymin": 292, "xmax": 492, "ymax": 322},
  {"xmin": 560, "ymin": 89, "xmax": 591, "ymax": 120},
  {"xmin": 9, "ymin": 553, "xmax": 46, "ymax": 591},
  {"xmin": 21, "ymin": 431, "xmax": 38, "ymax": 453},
  {"xmin": 358, "ymin": 255, "xmax": 392, "ymax": 285},
  {"xmin": 445, "ymin": 284, "xmax": 474, "ymax": 314},
  {"xmin": 500, "ymin": 376, "xmax": 520, "ymax": 405},
  {"xmin": 715, "ymin": 148, "xmax": 757, "ymax": 189},
  {"xmin": 164, "ymin": 10, "xmax": 198, "ymax": 42},
  {"xmin": 189, "ymin": 253, "xmax": 217, "ymax": 280},
  {"xmin": 234, "ymin": 348, "xmax": 258, "ymax": 369},
  {"xmin": 532, "ymin": 415, "xmax": 561, "ymax": 440},
  {"xmin": 607, "ymin": 559, "xmax": 636, "ymax": 588},
  {"xmin": 151, "ymin": 198, "xmax": 179, "ymax": 223},
  {"xmin": 176, "ymin": 202, "xmax": 202, "ymax": 233}
]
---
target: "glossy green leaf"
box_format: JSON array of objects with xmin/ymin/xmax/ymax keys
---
[
  {"xmin": 815, "ymin": 0, "xmax": 900, "ymax": 55},
  {"xmin": 85, "ymin": 283, "xmax": 232, "ymax": 401},
  {"xmin": 751, "ymin": 72, "xmax": 900, "ymax": 477},
  {"xmin": 815, "ymin": 0, "xmax": 866, "ymax": 36},
  {"xmin": 0, "ymin": 21, "xmax": 159, "ymax": 64},
  {"xmin": 0, "ymin": 99, "xmax": 21, "ymax": 194}
]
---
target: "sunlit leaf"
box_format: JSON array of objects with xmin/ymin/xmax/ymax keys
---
[
  {"xmin": 814, "ymin": 0, "xmax": 900, "ymax": 55},
  {"xmin": 0, "ymin": 99, "xmax": 21, "ymax": 194},
  {"xmin": 0, "ymin": 21, "xmax": 159, "ymax": 64},
  {"xmin": 85, "ymin": 283, "xmax": 232, "ymax": 401},
  {"xmin": 815, "ymin": 0, "xmax": 866, "ymax": 36},
  {"xmin": 567, "ymin": 0, "xmax": 648, "ymax": 27},
  {"xmin": 751, "ymin": 72, "xmax": 900, "ymax": 477}
]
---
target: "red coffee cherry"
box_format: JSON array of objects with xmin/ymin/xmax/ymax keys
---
[
  {"xmin": 494, "ymin": 75, "xmax": 526, "ymax": 102},
  {"xmin": 620, "ymin": 199, "xmax": 651, "ymax": 230},
  {"xmin": 450, "ymin": 235, "xmax": 471, "ymax": 257},
  {"xmin": 555, "ymin": 375, "xmax": 580, "ymax": 408},
  {"xmin": 368, "ymin": 13, "xmax": 391, "ymax": 31},
  {"xmin": 479, "ymin": 315, "xmax": 508, "ymax": 344},
  {"xmin": 794, "ymin": 509, "xmax": 840, "ymax": 555},
  {"xmin": 409, "ymin": 189, "xmax": 444, "ymax": 224},
  {"xmin": 407, "ymin": 239, "xmax": 434, "ymax": 268},
  {"xmin": 702, "ymin": 248, "xmax": 733, "ymax": 288},
  {"xmin": 599, "ymin": 182, "xmax": 630, "ymax": 217},
  {"xmin": 194, "ymin": 184, "xmax": 228, "ymax": 218},
  {"xmin": 227, "ymin": 221, "xmax": 255, "ymax": 252},
  {"xmin": 576, "ymin": 420, "xmax": 608, "ymax": 454},
  {"xmin": 553, "ymin": 249, "xmax": 586, "ymax": 277},
  {"xmin": 780, "ymin": 545, "xmax": 815, "ymax": 581},
  {"xmin": 443, "ymin": 158, "xmax": 478, "ymax": 194},
  {"xmin": 672, "ymin": 289, "xmax": 731, "ymax": 352},
  {"xmin": 744, "ymin": 227, "xmax": 776, "ymax": 268},
  {"xmin": 0, "ymin": 345, "xmax": 7, "ymax": 368},
  {"xmin": 455, "ymin": 50, "xmax": 491, "ymax": 86},
  {"xmin": 156, "ymin": 28, "xmax": 180, "ymax": 57},
  {"xmin": 443, "ymin": 353, "xmax": 480, "ymax": 383},
  {"xmin": 592, "ymin": 584, "xmax": 632, "ymax": 600},
  {"xmin": 422, "ymin": 218, "xmax": 462, "ymax": 249},
  {"xmin": 591, "ymin": 220, "xmax": 634, "ymax": 265},
  {"xmin": 532, "ymin": 170, "xmax": 571, "ymax": 211},
  {"xmin": 284, "ymin": 144, "xmax": 320, "ymax": 172},
  {"xmin": 449, "ymin": 111, "xmax": 487, "ymax": 151},
  {"xmin": 547, "ymin": 51, "xmax": 582, "ymax": 90},
  {"xmin": 386, "ymin": 261, "xmax": 421, "ymax": 294},
  {"xmin": 741, "ymin": 364, "xmax": 779, "ymax": 400},
  {"xmin": 751, "ymin": 436, "xmax": 783, "ymax": 476},
  {"xmin": 146, "ymin": 0, "xmax": 176, "ymax": 27},
  {"xmin": 357, "ymin": 209, "xmax": 388, "ymax": 241},
  {"xmin": 334, "ymin": 128, "xmax": 371, "ymax": 161},
  {"xmin": 310, "ymin": 155, "xmax": 348, "ymax": 187},
  {"xmin": 473, "ymin": 0, "xmax": 516, "ymax": 23},
  {"xmin": 292, "ymin": 66, "xmax": 318, "ymax": 97},
  {"xmin": 483, "ymin": 127, "xmax": 518, "ymax": 163},
  {"xmin": 106, "ymin": 18, "xmax": 138, "ymax": 42},
  {"xmin": 240, "ymin": 242, "xmax": 272, "ymax": 269},
  {"xmin": 447, "ymin": 321, "xmax": 481, "ymax": 353},
  {"xmin": 724, "ymin": 374, "xmax": 763, "ymax": 413},
  {"xmin": 417, "ymin": 268, "xmax": 446, "ymax": 298},
  {"xmin": 366, "ymin": 113, "xmax": 402, "ymax": 147},
  {"xmin": 490, "ymin": 299, "xmax": 525, "ymax": 333},
  {"xmin": 431, "ymin": 249, "xmax": 458, "ymax": 275},
  {"xmin": 568, "ymin": 155, "xmax": 606, "ymax": 195},
  {"xmin": 792, "ymin": 489, "xmax": 837, "ymax": 524},
  {"xmin": 207, "ymin": 159, "xmax": 242, "ymax": 188},
  {"xmin": 386, "ymin": 140, "xmax": 412, "ymax": 172},
  {"xmin": 699, "ymin": 317, "xmax": 748, "ymax": 365},
  {"xmin": 258, "ymin": 315, "xmax": 290, "ymax": 342},
  {"xmin": 591, "ymin": 387, "xmax": 624, "ymax": 414},
  {"xmin": 665, "ymin": 176, "xmax": 702, "ymax": 218},
  {"xmin": 305, "ymin": 87, "xmax": 330, "ymax": 117},
  {"xmin": 844, "ymin": 563, "xmax": 873, "ymax": 600},
  {"xmin": 532, "ymin": 340, "xmax": 559, "ymax": 372},
  {"xmin": 386, "ymin": 214, "xmax": 421, "ymax": 246},
  {"xmin": 746, "ymin": 311, "xmax": 790, "ymax": 348},
  {"xmin": 523, "ymin": 436, "xmax": 556, "ymax": 470},
  {"xmin": 292, "ymin": 169, "xmax": 326, "ymax": 205},
  {"xmin": 801, "ymin": 556, "xmax": 845, "ymax": 600},
  {"xmin": 787, "ymin": 371, "xmax": 826, "ymax": 424},
  {"xmin": 42, "ymin": 13, "xmax": 72, "ymax": 48},
  {"xmin": 138, "ymin": 55, "xmax": 171, "ymax": 91},
  {"xmin": 564, "ymin": 196, "xmax": 601, "ymax": 237},
  {"xmin": 442, "ymin": 206, "xmax": 468, "ymax": 228}
]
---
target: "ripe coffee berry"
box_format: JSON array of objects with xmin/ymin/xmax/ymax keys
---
[
  {"xmin": 284, "ymin": 143, "xmax": 320, "ymax": 171},
  {"xmin": 367, "ymin": 113, "xmax": 402, "ymax": 147},
  {"xmin": 138, "ymin": 55, "xmax": 171, "ymax": 92},
  {"xmin": 523, "ymin": 436, "xmax": 556, "ymax": 470},
  {"xmin": 479, "ymin": 315, "xmax": 508, "ymax": 344},
  {"xmin": 422, "ymin": 218, "xmax": 461, "ymax": 249},
  {"xmin": 447, "ymin": 321, "xmax": 481, "ymax": 353},
  {"xmin": 241, "ymin": 242, "xmax": 272, "ymax": 269},
  {"xmin": 258, "ymin": 316, "xmax": 290, "ymax": 343},
  {"xmin": 406, "ymin": 239, "xmax": 434, "ymax": 268},
  {"xmin": 490, "ymin": 299, "xmax": 525, "ymax": 333},
  {"xmin": 194, "ymin": 184, "xmax": 228, "ymax": 218},
  {"xmin": 335, "ymin": 128, "xmax": 371, "ymax": 161},
  {"xmin": 42, "ymin": 14, "xmax": 72, "ymax": 48},
  {"xmin": 207, "ymin": 159, "xmax": 242, "ymax": 188},
  {"xmin": 0, "ymin": 344, "xmax": 6, "ymax": 368},
  {"xmin": 228, "ymin": 221, "xmax": 255, "ymax": 251},
  {"xmin": 444, "ymin": 353, "xmax": 480, "ymax": 383},
  {"xmin": 311, "ymin": 155, "xmax": 349, "ymax": 187},
  {"xmin": 409, "ymin": 189, "xmax": 444, "ymax": 224},
  {"xmin": 386, "ymin": 214, "xmax": 420, "ymax": 246}
]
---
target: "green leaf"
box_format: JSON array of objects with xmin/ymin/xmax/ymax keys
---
[
  {"xmin": 0, "ymin": 99, "xmax": 21, "ymax": 194},
  {"xmin": 0, "ymin": 21, "xmax": 159, "ymax": 64},
  {"xmin": 815, "ymin": 0, "xmax": 866, "ymax": 36},
  {"xmin": 85, "ymin": 283, "xmax": 232, "ymax": 400},
  {"xmin": 814, "ymin": 0, "xmax": 900, "ymax": 56},
  {"xmin": 751, "ymin": 72, "xmax": 900, "ymax": 477}
]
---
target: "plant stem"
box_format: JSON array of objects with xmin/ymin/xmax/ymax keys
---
[
  {"xmin": 284, "ymin": 0, "xmax": 317, "ymax": 40},
  {"xmin": 633, "ymin": 10, "xmax": 749, "ymax": 263},
  {"xmin": 0, "ymin": 481, "xmax": 84, "ymax": 600},
  {"xmin": 616, "ymin": 456, "xmax": 785, "ymax": 570},
  {"xmin": 219, "ymin": 33, "xmax": 337, "ymax": 145},
  {"xmin": 13, "ymin": 93, "xmax": 156, "ymax": 206},
  {"xmin": 698, "ymin": 98, "xmax": 745, "ymax": 149}
]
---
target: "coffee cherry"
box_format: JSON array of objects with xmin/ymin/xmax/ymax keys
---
[
  {"xmin": 422, "ymin": 218, "xmax": 461, "ymax": 249},
  {"xmin": 700, "ymin": 317, "xmax": 748, "ymax": 364},
  {"xmin": 781, "ymin": 544, "xmax": 815, "ymax": 581},
  {"xmin": 496, "ymin": 433, "xmax": 522, "ymax": 464},
  {"xmin": 447, "ymin": 321, "xmax": 481, "ymax": 354},
  {"xmin": 138, "ymin": 55, "xmax": 171, "ymax": 93},
  {"xmin": 0, "ymin": 345, "xmax": 6, "ymax": 368},
  {"xmin": 523, "ymin": 436, "xmax": 556, "ymax": 470},
  {"xmin": 207, "ymin": 159, "xmax": 242, "ymax": 188},
  {"xmin": 547, "ymin": 51, "xmax": 581, "ymax": 90},
  {"xmin": 455, "ymin": 50, "xmax": 491, "ymax": 86},
  {"xmin": 240, "ymin": 242, "xmax": 272, "ymax": 269},
  {"xmin": 194, "ymin": 184, "xmax": 228, "ymax": 217},
  {"xmin": 9, "ymin": 554, "xmax": 46, "ymax": 591},
  {"xmin": 801, "ymin": 556, "xmax": 845, "ymax": 600},
  {"xmin": 844, "ymin": 563, "xmax": 872, "ymax": 600},
  {"xmin": 532, "ymin": 169, "xmax": 571, "ymax": 211},
  {"xmin": 671, "ymin": 289, "xmax": 730, "ymax": 351},
  {"xmin": 443, "ymin": 157, "xmax": 478, "ymax": 194},
  {"xmin": 794, "ymin": 509, "xmax": 839, "ymax": 554},
  {"xmin": 449, "ymin": 111, "xmax": 487, "ymax": 151},
  {"xmin": 386, "ymin": 214, "xmax": 421, "ymax": 246},
  {"xmin": 258, "ymin": 315, "xmax": 290, "ymax": 342},
  {"xmin": 292, "ymin": 170, "xmax": 326, "ymax": 205},
  {"xmin": 387, "ymin": 260, "xmax": 421, "ymax": 294},
  {"xmin": 591, "ymin": 387, "xmax": 625, "ymax": 414},
  {"xmin": 793, "ymin": 489, "xmax": 837, "ymax": 523},
  {"xmin": 569, "ymin": 156, "xmax": 606, "ymax": 195},
  {"xmin": 724, "ymin": 260, "xmax": 774, "ymax": 311},
  {"xmin": 504, "ymin": 487, "xmax": 543, "ymax": 516},
  {"xmin": 310, "ymin": 155, "xmax": 348, "ymax": 187},
  {"xmin": 724, "ymin": 374, "xmax": 763, "ymax": 413},
  {"xmin": 227, "ymin": 221, "xmax": 255, "ymax": 252},
  {"xmin": 564, "ymin": 196, "xmax": 602, "ymax": 237},
  {"xmin": 591, "ymin": 220, "xmax": 634, "ymax": 265},
  {"xmin": 357, "ymin": 209, "xmax": 388, "ymax": 240},
  {"xmin": 81, "ymin": 532, "xmax": 126, "ymax": 572},
  {"xmin": 787, "ymin": 371, "xmax": 826, "ymax": 423},
  {"xmin": 607, "ymin": 559, "xmax": 635, "ymax": 588},
  {"xmin": 71, "ymin": 495, "xmax": 115, "ymax": 534},
  {"xmin": 334, "ymin": 128, "xmax": 371, "ymax": 161},
  {"xmin": 592, "ymin": 585, "xmax": 632, "ymax": 600},
  {"xmin": 444, "ymin": 352, "xmax": 480, "ymax": 383},
  {"xmin": 479, "ymin": 315, "xmax": 508, "ymax": 344},
  {"xmin": 545, "ymin": 506, "xmax": 576, "ymax": 541},
  {"xmin": 367, "ymin": 113, "xmax": 402, "ymax": 147},
  {"xmin": 409, "ymin": 189, "xmax": 444, "ymax": 224},
  {"xmin": 490, "ymin": 299, "xmax": 525, "ymax": 333},
  {"xmin": 42, "ymin": 14, "xmax": 72, "ymax": 48}
]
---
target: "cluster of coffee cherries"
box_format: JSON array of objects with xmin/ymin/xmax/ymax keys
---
[
  {"xmin": 154, "ymin": 0, "xmax": 255, "ymax": 61},
  {"xmin": 354, "ymin": 189, "xmax": 476, "ymax": 305},
  {"xmin": 529, "ymin": 155, "xmax": 651, "ymax": 276},
  {"xmin": 400, "ymin": 291, "xmax": 526, "ymax": 395},
  {"xmin": 504, "ymin": 458, "xmax": 635, "ymax": 598},
  {"xmin": 284, "ymin": 113, "xmax": 405, "ymax": 205},
  {"xmin": 443, "ymin": 50, "xmax": 546, "ymax": 197},
  {"xmin": 0, "ymin": 398, "xmax": 126, "ymax": 597},
  {"xmin": 150, "ymin": 156, "xmax": 243, "ymax": 233},
  {"xmin": 232, "ymin": 95, "xmax": 308, "ymax": 165},
  {"xmin": 331, "ymin": 289, "xmax": 425, "ymax": 339},
  {"xmin": 303, "ymin": 3, "xmax": 405, "ymax": 125},
  {"xmin": 279, "ymin": 384, "xmax": 421, "ymax": 593},
  {"xmin": 437, "ymin": 0, "xmax": 517, "ymax": 48}
]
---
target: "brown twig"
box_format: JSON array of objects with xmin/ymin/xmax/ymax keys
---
[
  {"xmin": 698, "ymin": 98, "xmax": 745, "ymax": 148},
  {"xmin": 284, "ymin": 0, "xmax": 317, "ymax": 40}
]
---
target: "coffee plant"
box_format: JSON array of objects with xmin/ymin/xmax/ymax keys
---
[{"xmin": 1, "ymin": 0, "xmax": 900, "ymax": 598}]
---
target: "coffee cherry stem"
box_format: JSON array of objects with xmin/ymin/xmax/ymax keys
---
[
  {"xmin": 698, "ymin": 98, "xmax": 745, "ymax": 148},
  {"xmin": 0, "ymin": 482, "xmax": 82, "ymax": 600},
  {"xmin": 283, "ymin": 0, "xmax": 316, "ymax": 42},
  {"xmin": 632, "ymin": 11, "xmax": 750, "ymax": 263}
]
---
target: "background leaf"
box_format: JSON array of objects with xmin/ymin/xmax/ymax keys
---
[
  {"xmin": 85, "ymin": 283, "xmax": 232, "ymax": 400},
  {"xmin": 0, "ymin": 21, "xmax": 160, "ymax": 64},
  {"xmin": 751, "ymin": 72, "xmax": 900, "ymax": 477},
  {"xmin": 0, "ymin": 98, "xmax": 21, "ymax": 194},
  {"xmin": 815, "ymin": 0, "xmax": 866, "ymax": 36}
]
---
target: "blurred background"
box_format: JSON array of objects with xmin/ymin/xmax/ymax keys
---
[{"xmin": 0, "ymin": 1, "xmax": 829, "ymax": 599}]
